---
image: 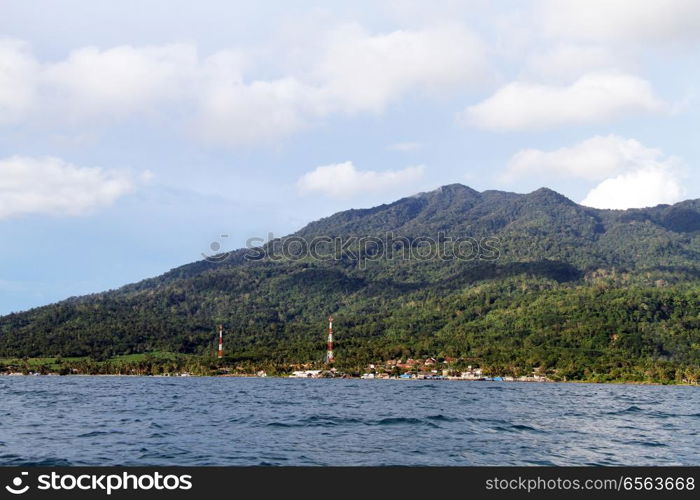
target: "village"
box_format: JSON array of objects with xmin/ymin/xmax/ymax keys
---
[
  {"xmin": 0, "ymin": 320, "xmax": 552, "ymax": 379},
  {"xmin": 284, "ymin": 317, "xmax": 550, "ymax": 381},
  {"xmin": 289, "ymin": 357, "xmax": 550, "ymax": 382}
]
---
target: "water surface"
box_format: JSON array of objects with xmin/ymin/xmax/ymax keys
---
[{"xmin": 0, "ymin": 377, "xmax": 697, "ymax": 465}]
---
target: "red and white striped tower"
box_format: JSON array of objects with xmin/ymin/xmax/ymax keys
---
[
  {"xmin": 326, "ymin": 316, "xmax": 334, "ymax": 363},
  {"xmin": 217, "ymin": 324, "xmax": 223, "ymax": 359}
]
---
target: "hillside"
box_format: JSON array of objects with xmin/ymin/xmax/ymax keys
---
[{"xmin": 1, "ymin": 184, "xmax": 699, "ymax": 382}]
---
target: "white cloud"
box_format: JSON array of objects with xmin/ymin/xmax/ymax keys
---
[
  {"xmin": 195, "ymin": 76, "xmax": 313, "ymax": 146},
  {"xmin": 297, "ymin": 161, "xmax": 424, "ymax": 199},
  {"xmin": 0, "ymin": 40, "xmax": 198, "ymax": 125},
  {"xmin": 43, "ymin": 44, "xmax": 197, "ymax": 121},
  {"xmin": 502, "ymin": 135, "xmax": 686, "ymax": 209},
  {"xmin": 582, "ymin": 167, "xmax": 685, "ymax": 209},
  {"xmin": 504, "ymin": 135, "xmax": 679, "ymax": 181},
  {"xmin": 0, "ymin": 156, "xmax": 138, "ymax": 218},
  {"xmin": 540, "ymin": 0, "xmax": 700, "ymax": 44},
  {"xmin": 195, "ymin": 24, "xmax": 488, "ymax": 146},
  {"xmin": 188, "ymin": 49, "xmax": 316, "ymax": 146},
  {"xmin": 0, "ymin": 24, "xmax": 489, "ymax": 146},
  {"xmin": 314, "ymin": 23, "xmax": 490, "ymax": 114},
  {"xmin": 0, "ymin": 39, "xmax": 39, "ymax": 123},
  {"xmin": 463, "ymin": 73, "xmax": 666, "ymax": 131}
]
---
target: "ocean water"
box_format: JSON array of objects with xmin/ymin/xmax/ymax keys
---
[{"xmin": 0, "ymin": 377, "xmax": 698, "ymax": 466}]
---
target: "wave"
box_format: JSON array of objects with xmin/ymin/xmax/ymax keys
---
[
  {"xmin": 76, "ymin": 430, "xmax": 125, "ymax": 438},
  {"xmin": 265, "ymin": 415, "xmax": 447, "ymax": 428},
  {"xmin": 492, "ymin": 424, "xmax": 545, "ymax": 434},
  {"xmin": 266, "ymin": 415, "xmax": 365, "ymax": 428},
  {"xmin": 0, "ymin": 454, "xmax": 72, "ymax": 466},
  {"xmin": 606, "ymin": 405, "xmax": 645, "ymax": 415},
  {"xmin": 425, "ymin": 414, "xmax": 461, "ymax": 422}
]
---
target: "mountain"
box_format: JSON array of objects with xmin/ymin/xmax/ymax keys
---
[{"xmin": 1, "ymin": 185, "xmax": 700, "ymax": 382}]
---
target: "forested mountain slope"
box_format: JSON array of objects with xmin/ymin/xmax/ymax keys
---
[{"xmin": 2, "ymin": 185, "xmax": 699, "ymax": 381}]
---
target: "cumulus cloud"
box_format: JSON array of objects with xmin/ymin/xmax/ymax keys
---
[
  {"xmin": 502, "ymin": 135, "xmax": 686, "ymax": 209},
  {"xmin": 463, "ymin": 73, "xmax": 666, "ymax": 131},
  {"xmin": 297, "ymin": 161, "xmax": 424, "ymax": 199},
  {"xmin": 0, "ymin": 39, "xmax": 39, "ymax": 123},
  {"xmin": 582, "ymin": 167, "xmax": 685, "ymax": 209},
  {"xmin": 503, "ymin": 135, "xmax": 679, "ymax": 181},
  {"xmin": 314, "ymin": 23, "xmax": 489, "ymax": 114},
  {"xmin": 0, "ymin": 156, "xmax": 140, "ymax": 218},
  {"xmin": 195, "ymin": 24, "xmax": 488, "ymax": 146},
  {"xmin": 540, "ymin": 0, "xmax": 700, "ymax": 44},
  {"xmin": 195, "ymin": 76, "xmax": 313, "ymax": 146},
  {"xmin": 0, "ymin": 40, "xmax": 199, "ymax": 125},
  {"xmin": 0, "ymin": 24, "xmax": 488, "ymax": 146},
  {"xmin": 43, "ymin": 43, "xmax": 197, "ymax": 121}
]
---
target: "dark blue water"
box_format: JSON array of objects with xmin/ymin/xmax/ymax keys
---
[{"xmin": 0, "ymin": 377, "xmax": 698, "ymax": 466}]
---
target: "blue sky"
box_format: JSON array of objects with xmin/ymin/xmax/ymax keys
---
[{"xmin": 1, "ymin": 0, "xmax": 699, "ymax": 314}]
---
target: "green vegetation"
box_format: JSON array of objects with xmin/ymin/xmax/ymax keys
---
[
  {"xmin": 0, "ymin": 353, "xmax": 220, "ymax": 376},
  {"xmin": 1, "ymin": 185, "xmax": 699, "ymax": 384}
]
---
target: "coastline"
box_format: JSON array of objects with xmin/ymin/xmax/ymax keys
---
[
  {"xmin": 1, "ymin": 372, "xmax": 697, "ymax": 386},
  {"xmin": 2, "ymin": 353, "xmax": 697, "ymax": 386}
]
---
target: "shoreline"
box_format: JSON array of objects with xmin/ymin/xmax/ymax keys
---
[{"xmin": 1, "ymin": 372, "xmax": 697, "ymax": 386}]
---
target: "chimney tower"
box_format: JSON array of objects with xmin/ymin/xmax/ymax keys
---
[
  {"xmin": 217, "ymin": 324, "xmax": 224, "ymax": 359},
  {"xmin": 326, "ymin": 316, "xmax": 334, "ymax": 363}
]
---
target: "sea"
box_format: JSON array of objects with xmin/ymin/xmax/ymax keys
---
[{"xmin": 0, "ymin": 377, "xmax": 698, "ymax": 466}]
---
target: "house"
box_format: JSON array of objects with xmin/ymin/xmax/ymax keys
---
[
  {"xmin": 397, "ymin": 358, "xmax": 419, "ymax": 370},
  {"xmin": 460, "ymin": 368, "xmax": 484, "ymax": 380},
  {"xmin": 290, "ymin": 370, "xmax": 322, "ymax": 378}
]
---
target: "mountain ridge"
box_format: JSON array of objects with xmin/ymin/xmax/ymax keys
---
[{"xmin": 5, "ymin": 183, "xmax": 700, "ymax": 312}]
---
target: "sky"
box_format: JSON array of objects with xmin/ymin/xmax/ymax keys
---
[{"xmin": 1, "ymin": 0, "xmax": 699, "ymax": 314}]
